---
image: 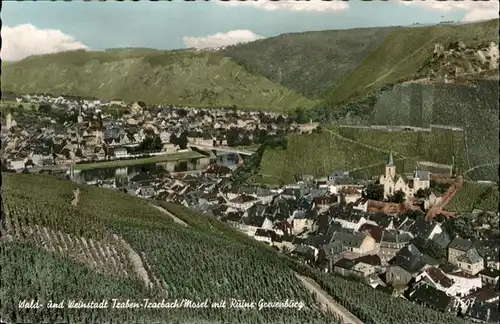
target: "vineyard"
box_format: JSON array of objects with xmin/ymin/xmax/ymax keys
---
[
  {"xmin": 259, "ymin": 124, "xmax": 466, "ymax": 184},
  {"xmin": 372, "ymin": 79, "xmax": 499, "ymax": 181},
  {"xmin": 1, "ymin": 219, "xmax": 139, "ymax": 282},
  {"xmin": 445, "ymin": 182, "xmax": 499, "ymax": 213},
  {"xmin": 1, "ymin": 173, "xmax": 337, "ymax": 324},
  {"xmin": 158, "ymin": 202, "xmax": 471, "ymax": 324},
  {"xmin": 336, "ymin": 126, "xmax": 466, "ymax": 175},
  {"xmin": 259, "ymin": 129, "xmax": 390, "ymax": 184},
  {"xmin": 0, "ymin": 173, "xmax": 474, "ymax": 323}
]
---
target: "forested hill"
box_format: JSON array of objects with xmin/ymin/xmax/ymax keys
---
[
  {"xmin": 1, "ymin": 50, "xmax": 315, "ymax": 113},
  {"xmin": 222, "ymin": 18, "xmax": 499, "ymax": 105}
]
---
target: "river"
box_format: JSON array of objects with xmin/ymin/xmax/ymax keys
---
[{"xmin": 70, "ymin": 153, "xmax": 238, "ymax": 185}]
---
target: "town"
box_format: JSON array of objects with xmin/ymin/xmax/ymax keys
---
[
  {"xmin": 1, "ymin": 93, "xmax": 319, "ymax": 172},
  {"xmin": 2, "ymin": 93, "xmax": 498, "ymax": 323}
]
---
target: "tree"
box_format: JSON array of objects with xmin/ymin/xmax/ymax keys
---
[
  {"xmin": 178, "ymin": 132, "xmax": 188, "ymax": 150},
  {"xmin": 388, "ymin": 190, "xmax": 406, "ymax": 203},
  {"xmin": 257, "ymin": 129, "xmax": 268, "ymax": 144},
  {"xmin": 415, "ymin": 188, "xmax": 431, "ymax": 198},
  {"xmin": 226, "ymin": 128, "xmax": 239, "ymax": 147},
  {"xmin": 38, "ymin": 104, "xmax": 51, "ymax": 114},
  {"xmin": 413, "ymin": 238, "xmax": 447, "ymax": 262},
  {"xmin": 294, "ymin": 108, "xmax": 309, "ymax": 124},
  {"xmin": 363, "ymin": 183, "xmax": 384, "ymax": 201},
  {"xmin": 240, "ymin": 135, "xmax": 252, "ymax": 146},
  {"xmin": 138, "ymin": 134, "xmax": 162, "ymax": 153},
  {"xmin": 170, "ymin": 133, "xmax": 178, "ymax": 145}
]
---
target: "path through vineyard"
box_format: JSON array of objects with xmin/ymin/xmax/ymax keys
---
[
  {"xmin": 325, "ymin": 128, "xmax": 405, "ymax": 157},
  {"xmin": 294, "ymin": 273, "xmax": 363, "ymax": 324},
  {"xmin": 113, "ymin": 234, "xmax": 153, "ymax": 289},
  {"xmin": 425, "ymin": 177, "xmax": 462, "ymax": 221},
  {"xmin": 150, "ymin": 204, "xmax": 189, "ymax": 227}
]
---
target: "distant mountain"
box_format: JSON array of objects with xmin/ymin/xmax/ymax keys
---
[
  {"xmin": 1, "ymin": 49, "xmax": 315, "ymax": 112},
  {"xmin": 2, "ymin": 19, "xmax": 498, "ymax": 112}
]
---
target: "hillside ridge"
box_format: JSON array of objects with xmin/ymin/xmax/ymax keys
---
[{"xmin": 2, "ymin": 50, "xmax": 315, "ymax": 112}]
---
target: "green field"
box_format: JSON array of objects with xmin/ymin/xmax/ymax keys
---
[
  {"xmin": 73, "ymin": 151, "xmax": 207, "ymax": 170},
  {"xmin": 0, "ymin": 100, "xmax": 36, "ymax": 112},
  {"xmin": 258, "ymin": 125, "xmax": 468, "ymax": 185},
  {"xmin": 1, "ymin": 50, "xmax": 315, "ymax": 112},
  {"xmin": 446, "ymin": 182, "xmax": 499, "ymax": 213}
]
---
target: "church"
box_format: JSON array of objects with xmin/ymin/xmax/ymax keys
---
[{"xmin": 379, "ymin": 153, "xmax": 431, "ymax": 200}]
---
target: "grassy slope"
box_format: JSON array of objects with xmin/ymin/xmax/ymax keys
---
[
  {"xmin": 1, "ymin": 173, "xmax": 333, "ymax": 324},
  {"xmin": 324, "ymin": 19, "xmax": 499, "ymax": 104},
  {"xmin": 221, "ymin": 27, "xmax": 393, "ymax": 100},
  {"xmin": 1, "ymin": 50, "xmax": 315, "ymax": 112},
  {"xmin": 259, "ymin": 125, "xmax": 467, "ymax": 185}
]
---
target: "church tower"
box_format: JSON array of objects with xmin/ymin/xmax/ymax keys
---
[{"xmin": 385, "ymin": 152, "xmax": 396, "ymax": 180}]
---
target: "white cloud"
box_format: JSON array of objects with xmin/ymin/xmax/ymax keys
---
[
  {"xmin": 400, "ymin": 1, "xmax": 499, "ymax": 22},
  {"xmin": 1, "ymin": 24, "xmax": 88, "ymax": 62},
  {"xmin": 217, "ymin": 0, "xmax": 348, "ymax": 12},
  {"xmin": 183, "ymin": 30, "xmax": 264, "ymax": 49}
]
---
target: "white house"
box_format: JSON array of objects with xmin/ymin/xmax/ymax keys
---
[
  {"xmin": 332, "ymin": 213, "xmax": 368, "ymax": 232},
  {"xmin": 290, "ymin": 211, "xmax": 315, "ymax": 235},
  {"xmin": 226, "ymin": 195, "xmax": 259, "ymax": 211},
  {"xmin": 416, "ymin": 267, "xmax": 481, "ymax": 298},
  {"xmin": 114, "ymin": 147, "xmax": 128, "ymax": 158},
  {"xmin": 9, "ymin": 159, "xmax": 27, "ymax": 170},
  {"xmin": 446, "ymin": 271, "xmax": 483, "ymax": 297},
  {"xmin": 353, "ymin": 201, "xmax": 368, "ymax": 212},
  {"xmin": 379, "ymin": 153, "xmax": 430, "ymax": 200},
  {"xmin": 424, "ymin": 192, "xmax": 443, "ymax": 210}
]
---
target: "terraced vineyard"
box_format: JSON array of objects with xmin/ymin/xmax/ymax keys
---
[
  {"xmin": 1, "ymin": 220, "xmax": 139, "ymax": 281},
  {"xmin": 258, "ymin": 124, "xmax": 466, "ymax": 185},
  {"xmin": 1, "ymin": 173, "xmax": 336, "ymax": 324},
  {"xmin": 372, "ymin": 79, "xmax": 499, "ymax": 181},
  {"xmin": 336, "ymin": 125, "xmax": 466, "ymax": 174},
  {"xmin": 1, "ymin": 173, "xmax": 472, "ymax": 324},
  {"xmin": 259, "ymin": 129, "xmax": 391, "ymax": 184}
]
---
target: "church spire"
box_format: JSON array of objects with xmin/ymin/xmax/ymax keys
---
[{"xmin": 387, "ymin": 152, "xmax": 393, "ymax": 166}]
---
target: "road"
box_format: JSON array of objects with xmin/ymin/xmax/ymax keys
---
[
  {"xmin": 149, "ymin": 204, "xmax": 189, "ymax": 227},
  {"xmin": 189, "ymin": 144, "xmax": 255, "ymax": 156},
  {"xmin": 325, "ymin": 128, "xmax": 402, "ymax": 157},
  {"xmin": 294, "ymin": 273, "xmax": 363, "ymax": 324},
  {"xmin": 463, "ymin": 162, "xmax": 499, "ymax": 175},
  {"xmin": 425, "ymin": 177, "xmax": 462, "ymax": 221}
]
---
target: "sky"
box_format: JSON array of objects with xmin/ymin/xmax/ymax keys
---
[{"xmin": 1, "ymin": 0, "xmax": 499, "ymax": 61}]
